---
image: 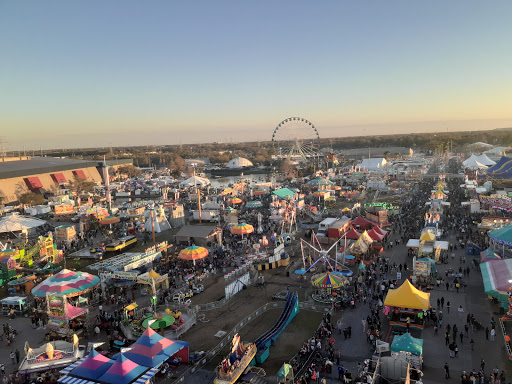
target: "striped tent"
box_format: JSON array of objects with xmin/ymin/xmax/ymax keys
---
[
  {"xmin": 121, "ymin": 327, "xmax": 189, "ymax": 367},
  {"xmin": 98, "ymin": 353, "xmax": 148, "ymax": 384},
  {"xmin": 311, "ymin": 272, "xmax": 347, "ymax": 289},
  {"xmin": 231, "ymin": 223, "xmax": 254, "ymax": 235},
  {"xmin": 64, "ymin": 350, "xmax": 113, "ymax": 381},
  {"xmin": 178, "ymin": 246, "xmax": 209, "ymax": 261},
  {"xmin": 32, "ymin": 269, "xmax": 100, "ymax": 297},
  {"xmin": 480, "ymin": 259, "xmax": 512, "ymax": 307}
]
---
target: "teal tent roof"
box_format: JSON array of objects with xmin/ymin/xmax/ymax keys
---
[
  {"xmin": 273, "ymin": 188, "xmax": 297, "ymax": 200},
  {"xmin": 489, "ymin": 225, "xmax": 512, "ymax": 245},
  {"xmin": 306, "ymin": 177, "xmax": 334, "ymax": 186},
  {"xmin": 391, "ymin": 332, "xmax": 423, "ymax": 356},
  {"xmin": 358, "ymin": 261, "xmax": 366, "ymax": 271}
]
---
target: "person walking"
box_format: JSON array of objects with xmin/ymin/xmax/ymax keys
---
[
  {"xmin": 447, "ymin": 301, "xmax": 451, "ymax": 313},
  {"xmin": 444, "ymin": 363, "xmax": 450, "ymax": 379},
  {"xmin": 94, "ymin": 325, "xmax": 100, "ymax": 339},
  {"xmin": 10, "ymin": 351, "xmax": 15, "ymax": 364},
  {"xmin": 15, "ymin": 349, "xmax": 19, "ymax": 364},
  {"xmin": 458, "ymin": 305, "xmax": 464, "ymax": 319},
  {"xmin": 490, "ymin": 328, "xmax": 496, "ymax": 341}
]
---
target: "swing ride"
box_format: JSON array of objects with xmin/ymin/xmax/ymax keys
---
[{"xmin": 295, "ymin": 231, "xmax": 351, "ymax": 275}]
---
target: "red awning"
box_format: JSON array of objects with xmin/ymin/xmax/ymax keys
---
[
  {"xmin": 72, "ymin": 170, "xmax": 87, "ymax": 179},
  {"xmin": 51, "ymin": 173, "xmax": 67, "ymax": 184},
  {"xmin": 24, "ymin": 177, "xmax": 43, "ymax": 190}
]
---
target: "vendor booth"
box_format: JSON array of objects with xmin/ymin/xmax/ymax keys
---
[
  {"xmin": 480, "ymin": 259, "xmax": 512, "ymax": 311},
  {"xmin": 1, "ymin": 295, "xmax": 28, "ymax": 316},
  {"xmin": 391, "ymin": 332, "xmax": 423, "ymax": 369},
  {"xmin": 384, "ymin": 280, "xmax": 430, "ymax": 331}
]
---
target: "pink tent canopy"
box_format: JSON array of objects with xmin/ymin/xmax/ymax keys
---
[
  {"xmin": 66, "ymin": 303, "xmax": 88, "ymax": 319},
  {"xmin": 367, "ymin": 228, "xmax": 385, "ymax": 241},
  {"xmin": 373, "ymin": 226, "xmax": 388, "ymax": 236},
  {"xmin": 341, "ymin": 228, "xmax": 361, "ymax": 240}
]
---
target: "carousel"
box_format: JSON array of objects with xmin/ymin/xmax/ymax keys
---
[
  {"xmin": 310, "ymin": 271, "xmax": 348, "ymax": 306},
  {"xmin": 32, "ymin": 269, "xmax": 100, "ymax": 339}
]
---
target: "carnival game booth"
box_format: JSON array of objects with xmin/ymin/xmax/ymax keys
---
[
  {"xmin": 59, "ymin": 328, "xmax": 188, "ymax": 384},
  {"xmin": 1, "ymin": 295, "xmax": 28, "ymax": 316},
  {"xmin": 480, "ymin": 259, "xmax": 512, "ymax": 311},
  {"xmin": 406, "ymin": 230, "xmax": 449, "ymax": 263},
  {"xmin": 391, "ymin": 332, "xmax": 423, "ymax": 369},
  {"xmin": 488, "ymin": 226, "xmax": 512, "ymax": 259},
  {"xmin": 384, "ymin": 280, "xmax": 430, "ymax": 331},
  {"xmin": 18, "ymin": 337, "xmax": 85, "ymax": 383}
]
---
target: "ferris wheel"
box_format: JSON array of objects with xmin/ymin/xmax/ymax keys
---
[{"xmin": 271, "ymin": 117, "xmax": 319, "ymax": 161}]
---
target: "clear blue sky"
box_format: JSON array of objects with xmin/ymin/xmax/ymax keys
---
[{"xmin": 1, "ymin": 1, "xmax": 512, "ymax": 150}]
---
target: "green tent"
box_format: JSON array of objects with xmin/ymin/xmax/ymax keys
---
[
  {"xmin": 358, "ymin": 261, "xmax": 366, "ymax": 271},
  {"xmin": 391, "ymin": 332, "xmax": 423, "ymax": 356},
  {"xmin": 489, "ymin": 226, "xmax": 512, "ymax": 246},
  {"xmin": 273, "ymin": 188, "xmax": 297, "ymax": 200}
]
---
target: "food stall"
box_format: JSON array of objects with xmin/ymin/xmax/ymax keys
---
[
  {"xmin": 384, "ymin": 279, "xmax": 430, "ymax": 331},
  {"xmin": 391, "ymin": 332, "xmax": 423, "ymax": 369},
  {"xmin": 1, "ymin": 296, "xmax": 28, "ymax": 316}
]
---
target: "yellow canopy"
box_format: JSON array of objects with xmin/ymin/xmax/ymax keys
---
[
  {"xmin": 419, "ymin": 230, "xmax": 436, "ymax": 242},
  {"xmin": 436, "ymin": 181, "xmax": 445, "ymax": 189},
  {"xmin": 384, "ymin": 279, "xmax": 430, "ymax": 310},
  {"xmin": 147, "ymin": 269, "xmax": 161, "ymax": 279},
  {"xmin": 125, "ymin": 302, "xmax": 138, "ymax": 311}
]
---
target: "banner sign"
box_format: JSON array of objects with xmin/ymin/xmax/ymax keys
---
[{"xmin": 54, "ymin": 204, "xmax": 74, "ymax": 215}]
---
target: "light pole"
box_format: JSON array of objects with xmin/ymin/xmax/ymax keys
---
[{"xmin": 192, "ymin": 163, "xmax": 202, "ymax": 224}]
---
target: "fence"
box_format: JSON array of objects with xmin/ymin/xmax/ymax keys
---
[
  {"xmin": 168, "ymin": 301, "xmax": 286, "ymax": 384},
  {"xmin": 168, "ymin": 300, "xmax": 331, "ymax": 384}
]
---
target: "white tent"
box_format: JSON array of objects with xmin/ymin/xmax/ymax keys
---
[
  {"xmin": 143, "ymin": 207, "xmax": 171, "ymax": 233},
  {"xmin": 356, "ymin": 158, "xmax": 387, "ymax": 170},
  {"xmin": 484, "ymin": 147, "xmax": 507, "ymax": 156},
  {"xmin": 226, "ymin": 157, "xmax": 253, "ymax": 169},
  {"xmin": 0, "ymin": 213, "xmax": 47, "ymax": 233},
  {"xmin": 463, "ymin": 154, "xmax": 496, "ymax": 168},
  {"xmin": 180, "ymin": 175, "xmax": 210, "ymax": 188}
]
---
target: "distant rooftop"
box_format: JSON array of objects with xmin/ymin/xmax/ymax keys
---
[{"xmin": 0, "ymin": 156, "xmax": 98, "ymax": 179}]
